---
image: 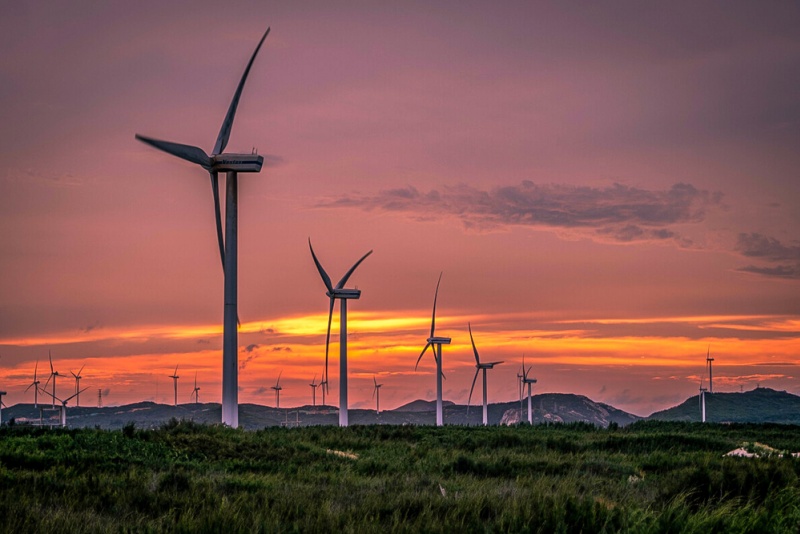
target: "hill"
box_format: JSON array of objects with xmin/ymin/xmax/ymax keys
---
[
  {"xmin": 2, "ymin": 392, "xmax": 640, "ymax": 429},
  {"xmin": 648, "ymin": 387, "xmax": 800, "ymax": 424}
]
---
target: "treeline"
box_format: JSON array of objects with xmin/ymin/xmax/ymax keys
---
[{"xmin": 0, "ymin": 420, "xmax": 799, "ymax": 532}]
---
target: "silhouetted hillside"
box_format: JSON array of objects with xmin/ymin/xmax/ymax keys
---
[{"xmin": 648, "ymin": 387, "xmax": 800, "ymax": 424}]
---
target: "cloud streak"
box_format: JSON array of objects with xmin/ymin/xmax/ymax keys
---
[
  {"xmin": 735, "ymin": 233, "xmax": 800, "ymax": 279},
  {"xmin": 319, "ymin": 181, "xmax": 722, "ymax": 246}
]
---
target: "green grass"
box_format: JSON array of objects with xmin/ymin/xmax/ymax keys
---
[{"xmin": 1, "ymin": 420, "xmax": 799, "ymax": 532}]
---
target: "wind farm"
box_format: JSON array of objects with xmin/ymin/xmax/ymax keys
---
[{"xmin": 1, "ymin": 6, "xmax": 800, "ymax": 531}]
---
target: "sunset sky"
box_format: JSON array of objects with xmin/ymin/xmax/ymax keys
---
[{"xmin": 1, "ymin": 1, "xmax": 798, "ymax": 416}]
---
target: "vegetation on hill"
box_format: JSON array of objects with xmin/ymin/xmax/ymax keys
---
[
  {"xmin": 649, "ymin": 387, "xmax": 800, "ymax": 424},
  {"xmin": 1, "ymin": 421, "xmax": 800, "ymax": 532}
]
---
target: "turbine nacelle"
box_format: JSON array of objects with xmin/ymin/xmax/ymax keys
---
[
  {"xmin": 427, "ymin": 336, "xmax": 451, "ymax": 345},
  {"xmin": 327, "ymin": 288, "xmax": 362, "ymax": 300},
  {"xmin": 211, "ymin": 153, "xmax": 264, "ymax": 173}
]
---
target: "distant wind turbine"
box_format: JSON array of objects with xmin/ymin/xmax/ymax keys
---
[
  {"xmin": 520, "ymin": 354, "xmax": 538, "ymax": 424},
  {"xmin": 706, "ymin": 346, "xmax": 714, "ymax": 394},
  {"xmin": 25, "ymin": 360, "xmax": 41, "ymax": 408},
  {"xmin": 71, "ymin": 365, "xmax": 85, "ymax": 407},
  {"xmin": 42, "ymin": 351, "xmax": 60, "ymax": 409},
  {"xmin": 309, "ymin": 375, "xmax": 319, "ymax": 407},
  {"xmin": 135, "ymin": 27, "xmax": 271, "ymax": 428},
  {"xmin": 169, "ymin": 366, "xmax": 179, "ymax": 407},
  {"xmin": 319, "ymin": 374, "xmax": 328, "ymax": 407},
  {"xmin": 191, "ymin": 372, "xmax": 200, "ymax": 404},
  {"xmin": 466, "ymin": 323, "xmax": 503, "ymax": 426},
  {"xmin": 0, "ymin": 390, "xmax": 6, "ymax": 425},
  {"xmin": 415, "ymin": 272, "xmax": 450, "ymax": 427},
  {"xmin": 372, "ymin": 376, "xmax": 383, "ymax": 415},
  {"xmin": 271, "ymin": 371, "xmax": 283, "ymax": 408},
  {"xmin": 39, "ymin": 386, "xmax": 88, "ymax": 428},
  {"xmin": 309, "ymin": 239, "xmax": 373, "ymax": 427}
]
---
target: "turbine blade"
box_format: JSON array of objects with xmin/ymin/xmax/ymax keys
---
[
  {"xmin": 135, "ymin": 135, "xmax": 211, "ymax": 168},
  {"xmin": 34, "ymin": 359, "xmax": 38, "ymax": 381},
  {"xmin": 309, "ymin": 239, "xmax": 334, "ymax": 292},
  {"xmin": 210, "ymin": 171, "xmax": 226, "ymax": 270},
  {"xmin": 467, "ymin": 368, "xmax": 480, "ymax": 413},
  {"xmin": 335, "ymin": 249, "xmax": 373, "ymax": 289},
  {"xmin": 430, "ymin": 272, "xmax": 443, "ymax": 337},
  {"xmin": 373, "ymin": 376, "xmax": 377, "ymax": 387},
  {"xmin": 213, "ymin": 27, "xmax": 271, "ymax": 156},
  {"xmin": 415, "ymin": 343, "xmax": 432, "ymax": 371},
  {"xmin": 78, "ymin": 364, "xmax": 85, "ymax": 376},
  {"xmin": 49, "ymin": 350, "xmax": 54, "ymax": 374},
  {"xmin": 468, "ymin": 322, "xmax": 480, "ymax": 365},
  {"xmin": 276, "ymin": 370, "xmax": 282, "ymax": 387}
]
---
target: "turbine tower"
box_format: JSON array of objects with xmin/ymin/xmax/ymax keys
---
[
  {"xmin": 192, "ymin": 372, "xmax": 200, "ymax": 404},
  {"xmin": 467, "ymin": 323, "xmax": 503, "ymax": 426},
  {"xmin": 71, "ymin": 365, "xmax": 85, "ymax": 407},
  {"xmin": 169, "ymin": 366, "xmax": 179, "ymax": 407},
  {"xmin": 706, "ymin": 346, "xmax": 714, "ymax": 394},
  {"xmin": 135, "ymin": 27, "xmax": 271, "ymax": 428},
  {"xmin": 415, "ymin": 272, "xmax": 450, "ymax": 427},
  {"xmin": 309, "ymin": 239, "xmax": 373, "ymax": 427},
  {"xmin": 373, "ymin": 376, "xmax": 383, "ymax": 415},
  {"xmin": 521, "ymin": 354, "xmax": 538, "ymax": 425},
  {"xmin": 309, "ymin": 375, "xmax": 319, "ymax": 407},
  {"xmin": 43, "ymin": 351, "xmax": 60, "ymax": 409},
  {"xmin": 271, "ymin": 371, "xmax": 283, "ymax": 408},
  {"xmin": 699, "ymin": 379, "xmax": 707, "ymax": 423},
  {"xmin": 25, "ymin": 360, "xmax": 41, "ymax": 408}
]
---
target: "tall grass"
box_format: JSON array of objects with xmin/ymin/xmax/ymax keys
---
[{"xmin": 1, "ymin": 420, "xmax": 799, "ymax": 532}]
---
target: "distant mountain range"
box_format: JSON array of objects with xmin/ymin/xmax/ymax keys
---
[
  {"xmin": 3, "ymin": 387, "xmax": 796, "ymax": 430},
  {"xmin": 648, "ymin": 387, "xmax": 800, "ymax": 424}
]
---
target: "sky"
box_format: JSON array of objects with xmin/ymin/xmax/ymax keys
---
[{"xmin": 1, "ymin": 1, "xmax": 799, "ymax": 417}]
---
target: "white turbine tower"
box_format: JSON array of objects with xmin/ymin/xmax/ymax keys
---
[
  {"xmin": 271, "ymin": 371, "xmax": 283, "ymax": 408},
  {"xmin": 191, "ymin": 372, "xmax": 200, "ymax": 404},
  {"xmin": 699, "ymin": 379, "xmax": 707, "ymax": 423},
  {"xmin": 706, "ymin": 346, "xmax": 714, "ymax": 394},
  {"xmin": 373, "ymin": 376, "xmax": 383, "ymax": 415},
  {"xmin": 521, "ymin": 354, "xmax": 538, "ymax": 425},
  {"xmin": 71, "ymin": 365, "xmax": 85, "ymax": 407},
  {"xmin": 466, "ymin": 323, "xmax": 503, "ymax": 426},
  {"xmin": 309, "ymin": 239, "xmax": 373, "ymax": 427},
  {"xmin": 169, "ymin": 365, "xmax": 180, "ymax": 407},
  {"xmin": 135, "ymin": 27, "xmax": 271, "ymax": 428},
  {"xmin": 25, "ymin": 360, "xmax": 41, "ymax": 408},
  {"xmin": 415, "ymin": 272, "xmax": 450, "ymax": 427}
]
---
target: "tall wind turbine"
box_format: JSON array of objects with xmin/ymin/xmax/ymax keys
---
[
  {"xmin": 706, "ymin": 346, "xmax": 714, "ymax": 394},
  {"xmin": 521, "ymin": 354, "xmax": 538, "ymax": 425},
  {"xmin": 309, "ymin": 375, "xmax": 319, "ymax": 407},
  {"xmin": 192, "ymin": 373, "xmax": 200, "ymax": 404},
  {"xmin": 169, "ymin": 366, "xmax": 179, "ymax": 407},
  {"xmin": 466, "ymin": 323, "xmax": 503, "ymax": 426},
  {"xmin": 372, "ymin": 376, "xmax": 383, "ymax": 415},
  {"xmin": 415, "ymin": 273, "xmax": 450, "ymax": 427},
  {"xmin": 71, "ymin": 365, "xmax": 85, "ymax": 407},
  {"xmin": 25, "ymin": 360, "xmax": 41, "ymax": 408},
  {"xmin": 135, "ymin": 27, "xmax": 271, "ymax": 428},
  {"xmin": 42, "ymin": 351, "xmax": 60, "ymax": 409},
  {"xmin": 271, "ymin": 371, "xmax": 283, "ymax": 408},
  {"xmin": 309, "ymin": 239, "xmax": 373, "ymax": 427}
]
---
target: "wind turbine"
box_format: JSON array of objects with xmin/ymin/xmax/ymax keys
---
[
  {"xmin": 372, "ymin": 376, "xmax": 383, "ymax": 415},
  {"xmin": 699, "ymin": 379, "xmax": 707, "ymax": 423},
  {"xmin": 191, "ymin": 372, "xmax": 200, "ymax": 404},
  {"xmin": 271, "ymin": 371, "xmax": 283, "ymax": 408},
  {"xmin": 415, "ymin": 272, "xmax": 450, "ymax": 426},
  {"xmin": 42, "ymin": 351, "xmax": 60, "ymax": 409},
  {"xmin": 135, "ymin": 27, "xmax": 271, "ymax": 428},
  {"xmin": 466, "ymin": 323, "xmax": 503, "ymax": 426},
  {"xmin": 309, "ymin": 375, "xmax": 319, "ymax": 407},
  {"xmin": 0, "ymin": 391, "xmax": 6, "ymax": 425},
  {"xmin": 25, "ymin": 360, "xmax": 41, "ymax": 408},
  {"xmin": 39, "ymin": 386, "xmax": 88, "ymax": 428},
  {"xmin": 169, "ymin": 365, "xmax": 179, "ymax": 407},
  {"xmin": 521, "ymin": 354, "xmax": 538, "ymax": 425},
  {"xmin": 319, "ymin": 374, "xmax": 328, "ymax": 407},
  {"xmin": 706, "ymin": 346, "xmax": 714, "ymax": 394},
  {"xmin": 309, "ymin": 239, "xmax": 373, "ymax": 427},
  {"xmin": 71, "ymin": 365, "xmax": 85, "ymax": 407}
]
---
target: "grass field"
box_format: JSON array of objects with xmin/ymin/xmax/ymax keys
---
[{"xmin": 1, "ymin": 420, "xmax": 799, "ymax": 532}]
